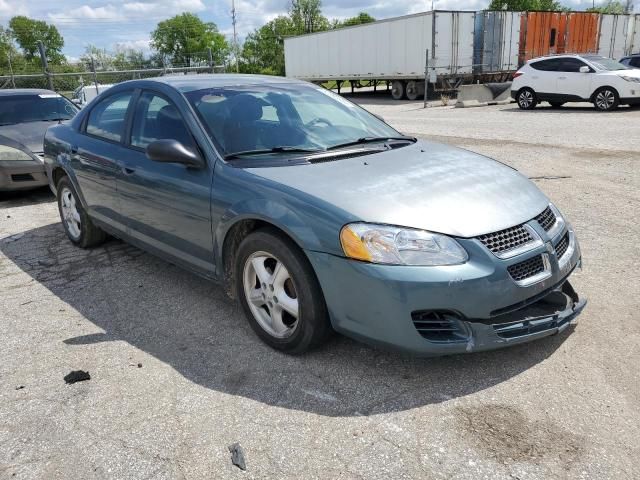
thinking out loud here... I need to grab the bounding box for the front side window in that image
[86,91,132,142]
[558,58,589,73]
[130,92,194,149]
[0,94,78,126]
[630,57,640,68]
[183,83,400,157]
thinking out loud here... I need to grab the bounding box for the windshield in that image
[183,83,402,157]
[0,94,79,126]
[583,56,628,71]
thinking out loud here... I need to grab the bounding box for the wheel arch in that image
[590,85,619,102]
[215,208,326,299]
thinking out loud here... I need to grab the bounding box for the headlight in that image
[0,145,34,161]
[340,223,468,266]
[620,75,640,83]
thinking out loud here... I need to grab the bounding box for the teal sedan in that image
[43,75,585,355]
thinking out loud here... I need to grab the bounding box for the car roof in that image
[117,74,308,92]
[0,88,58,97]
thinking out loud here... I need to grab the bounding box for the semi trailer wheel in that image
[391,80,405,100]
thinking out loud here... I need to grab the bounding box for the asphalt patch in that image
[64,370,91,384]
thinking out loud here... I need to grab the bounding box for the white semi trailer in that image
[284,10,522,100]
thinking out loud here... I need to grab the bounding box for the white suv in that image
[511,54,640,111]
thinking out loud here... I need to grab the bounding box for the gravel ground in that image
[1,95,639,479]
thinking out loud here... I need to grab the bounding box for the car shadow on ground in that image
[502,104,639,114]
[0,186,54,208]
[1,222,574,417]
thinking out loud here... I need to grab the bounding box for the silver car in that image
[0,89,78,191]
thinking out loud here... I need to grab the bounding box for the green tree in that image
[150,13,229,66]
[586,0,627,13]
[488,0,564,10]
[289,0,329,33]
[240,16,295,76]
[338,12,376,28]
[9,16,65,65]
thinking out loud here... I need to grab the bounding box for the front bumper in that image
[306,226,585,356]
[0,160,48,191]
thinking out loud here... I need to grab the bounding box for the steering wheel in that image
[306,117,333,128]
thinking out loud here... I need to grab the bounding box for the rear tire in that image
[549,102,564,108]
[517,88,537,110]
[593,87,619,111]
[235,228,332,354]
[391,80,406,100]
[405,81,421,101]
[56,176,106,248]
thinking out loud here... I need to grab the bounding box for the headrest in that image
[227,94,265,122]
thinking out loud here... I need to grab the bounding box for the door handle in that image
[558,77,567,80]
[122,167,136,175]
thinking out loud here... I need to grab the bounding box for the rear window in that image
[530,59,561,71]
[0,94,78,126]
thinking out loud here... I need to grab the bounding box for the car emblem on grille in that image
[545,241,555,255]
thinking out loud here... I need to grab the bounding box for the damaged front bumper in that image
[306,233,586,356]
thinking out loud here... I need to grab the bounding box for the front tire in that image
[517,88,537,110]
[56,176,106,248]
[235,229,331,354]
[593,87,619,111]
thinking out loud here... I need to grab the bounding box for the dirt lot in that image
[1,96,639,479]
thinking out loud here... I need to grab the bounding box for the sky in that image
[0,0,620,60]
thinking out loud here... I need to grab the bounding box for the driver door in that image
[117,90,215,277]
[555,58,593,100]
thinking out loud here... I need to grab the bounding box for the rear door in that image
[73,90,134,232]
[528,58,562,96]
[116,90,215,277]
[555,57,593,99]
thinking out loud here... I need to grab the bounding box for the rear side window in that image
[86,91,132,142]
[530,59,561,71]
[130,92,195,149]
[558,58,589,73]
[620,58,631,66]
[631,57,640,68]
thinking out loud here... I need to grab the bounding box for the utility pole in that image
[7,52,15,88]
[37,41,54,91]
[231,0,239,72]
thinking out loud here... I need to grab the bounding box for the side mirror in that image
[146,139,204,168]
[579,66,590,73]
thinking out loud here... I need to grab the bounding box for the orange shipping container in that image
[519,11,600,65]
[564,12,599,54]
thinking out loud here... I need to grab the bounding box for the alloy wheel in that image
[60,187,81,239]
[242,251,299,339]
[519,90,533,108]
[595,90,615,110]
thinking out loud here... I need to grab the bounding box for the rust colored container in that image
[564,12,599,54]
[519,11,601,65]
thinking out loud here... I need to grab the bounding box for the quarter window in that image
[130,92,194,149]
[86,91,132,142]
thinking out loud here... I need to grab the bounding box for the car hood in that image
[611,68,640,78]
[249,141,550,238]
[0,121,58,154]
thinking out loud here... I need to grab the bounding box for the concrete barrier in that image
[455,82,513,108]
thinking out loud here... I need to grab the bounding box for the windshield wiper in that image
[326,136,417,151]
[225,146,322,160]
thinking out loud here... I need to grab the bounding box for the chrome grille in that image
[477,225,533,255]
[507,255,545,282]
[555,232,569,259]
[535,206,556,232]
